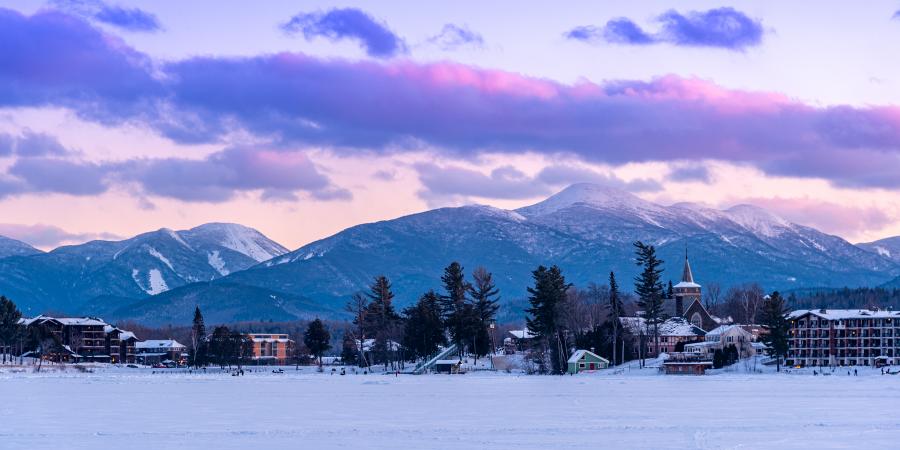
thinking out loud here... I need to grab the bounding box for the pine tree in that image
[340,330,358,366]
[469,267,500,362]
[440,262,473,357]
[303,318,332,367]
[401,291,447,361]
[190,306,206,367]
[634,241,665,364]
[666,281,674,300]
[760,291,790,372]
[525,265,571,374]
[606,272,624,366]
[364,276,401,368]
[0,296,23,364]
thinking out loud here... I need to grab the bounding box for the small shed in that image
[663,361,713,375]
[567,350,609,374]
[434,360,463,374]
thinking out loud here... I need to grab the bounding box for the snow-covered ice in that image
[2,365,899,449]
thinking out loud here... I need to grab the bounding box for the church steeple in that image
[681,249,694,283]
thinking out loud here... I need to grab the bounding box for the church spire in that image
[682,248,694,283]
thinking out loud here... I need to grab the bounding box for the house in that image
[786,309,900,368]
[705,325,754,357]
[621,316,706,358]
[135,340,187,365]
[247,333,294,365]
[567,349,609,374]
[504,329,535,353]
[20,316,110,362]
[104,325,138,364]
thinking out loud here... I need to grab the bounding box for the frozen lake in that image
[2,366,899,449]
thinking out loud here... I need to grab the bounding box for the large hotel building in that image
[786,309,900,368]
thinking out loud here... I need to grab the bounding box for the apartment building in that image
[786,309,900,368]
[247,333,294,364]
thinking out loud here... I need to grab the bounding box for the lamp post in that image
[488,320,496,370]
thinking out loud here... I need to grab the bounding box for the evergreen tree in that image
[340,330,358,366]
[303,318,332,366]
[469,267,500,362]
[401,291,447,361]
[606,272,624,366]
[440,262,474,357]
[633,241,665,364]
[760,291,790,372]
[190,306,206,367]
[666,281,674,300]
[364,276,401,368]
[525,265,571,374]
[0,296,23,364]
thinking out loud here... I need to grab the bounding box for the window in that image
[691,313,702,328]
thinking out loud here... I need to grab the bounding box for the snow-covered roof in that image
[673,281,701,289]
[136,339,186,350]
[705,324,749,338]
[567,349,608,364]
[434,359,461,365]
[788,309,900,321]
[20,315,107,327]
[620,317,705,337]
[508,330,535,339]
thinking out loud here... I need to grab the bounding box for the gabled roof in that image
[136,339,186,349]
[620,317,706,337]
[19,315,108,327]
[788,309,900,321]
[568,349,609,364]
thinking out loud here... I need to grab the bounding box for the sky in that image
[1,0,899,250]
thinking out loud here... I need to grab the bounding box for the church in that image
[669,252,719,332]
[622,252,725,357]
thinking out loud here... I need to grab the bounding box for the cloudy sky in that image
[1,0,899,250]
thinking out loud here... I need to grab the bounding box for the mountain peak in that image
[517,183,661,216]
[724,204,791,236]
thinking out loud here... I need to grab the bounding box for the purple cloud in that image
[668,165,712,183]
[117,147,350,202]
[0,223,120,248]
[565,19,654,45]
[9,158,109,195]
[658,8,763,50]
[51,0,161,32]
[0,130,71,157]
[0,8,159,121]
[428,24,484,50]
[281,8,405,58]
[566,7,763,51]
[3,8,900,191]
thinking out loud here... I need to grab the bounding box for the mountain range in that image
[1,184,898,325]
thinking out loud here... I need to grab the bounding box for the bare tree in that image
[704,282,722,311]
[344,292,370,368]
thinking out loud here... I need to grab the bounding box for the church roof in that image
[681,252,694,283]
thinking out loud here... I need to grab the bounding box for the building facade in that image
[247,334,294,364]
[135,340,187,365]
[787,309,900,367]
[21,316,111,362]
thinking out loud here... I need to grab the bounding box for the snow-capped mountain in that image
[0,235,42,258]
[2,184,897,323]
[0,223,287,313]
[223,183,898,310]
[858,236,900,264]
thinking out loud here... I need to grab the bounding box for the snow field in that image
[2,367,899,449]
